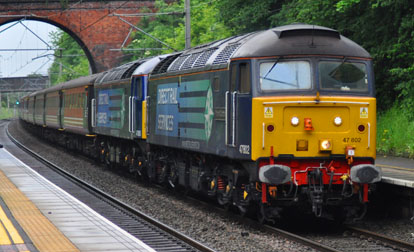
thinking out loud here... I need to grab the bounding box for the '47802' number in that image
[343,137,361,143]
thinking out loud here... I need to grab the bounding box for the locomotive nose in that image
[350,164,382,183]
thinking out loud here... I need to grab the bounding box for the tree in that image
[125,0,233,60]
[217,0,414,112]
[48,30,90,85]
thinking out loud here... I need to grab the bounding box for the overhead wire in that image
[1,0,210,76]
[4,21,54,77]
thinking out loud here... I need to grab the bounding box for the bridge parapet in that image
[0,76,49,93]
[0,0,155,73]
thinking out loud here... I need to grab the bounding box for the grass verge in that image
[377,105,414,158]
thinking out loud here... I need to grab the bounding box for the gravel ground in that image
[8,119,414,251]
[7,119,315,252]
[352,218,414,244]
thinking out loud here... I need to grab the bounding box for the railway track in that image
[182,184,414,252]
[344,226,414,252]
[6,124,216,252]
[6,120,414,252]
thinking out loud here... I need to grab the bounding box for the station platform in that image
[0,147,156,252]
[377,155,414,188]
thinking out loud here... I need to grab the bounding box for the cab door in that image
[129,76,144,138]
[226,61,252,158]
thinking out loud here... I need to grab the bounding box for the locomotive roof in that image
[132,55,170,76]
[95,57,157,85]
[151,23,371,77]
[232,24,371,59]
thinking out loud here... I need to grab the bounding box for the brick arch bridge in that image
[0,0,155,73]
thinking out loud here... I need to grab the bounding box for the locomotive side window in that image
[260,61,311,91]
[319,61,368,92]
[239,63,251,94]
[137,78,143,100]
[230,65,237,92]
[213,77,220,92]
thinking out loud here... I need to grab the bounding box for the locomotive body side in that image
[148,69,244,158]
[93,57,162,141]
[91,57,163,170]
[93,79,132,139]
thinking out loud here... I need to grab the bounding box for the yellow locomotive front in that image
[250,57,380,219]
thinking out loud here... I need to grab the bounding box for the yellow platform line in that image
[0,170,79,252]
[0,221,11,245]
[0,205,24,244]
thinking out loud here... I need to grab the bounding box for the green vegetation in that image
[0,107,14,120]
[45,0,414,157]
[215,0,414,157]
[0,94,22,119]
[377,105,414,158]
[125,0,233,60]
[48,30,89,86]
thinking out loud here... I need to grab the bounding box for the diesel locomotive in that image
[19,24,381,222]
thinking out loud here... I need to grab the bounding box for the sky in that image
[0,20,58,78]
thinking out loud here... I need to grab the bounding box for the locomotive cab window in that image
[259,61,311,91]
[319,61,368,92]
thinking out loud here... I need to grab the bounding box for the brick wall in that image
[0,1,155,73]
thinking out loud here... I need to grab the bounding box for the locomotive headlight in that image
[334,116,342,126]
[291,116,299,126]
[319,139,332,151]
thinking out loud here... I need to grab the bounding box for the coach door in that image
[226,62,252,156]
[58,90,64,129]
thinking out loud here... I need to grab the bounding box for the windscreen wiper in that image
[263,57,282,79]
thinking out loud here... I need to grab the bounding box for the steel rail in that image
[6,125,216,252]
[346,225,414,251]
[261,224,342,252]
[179,194,341,252]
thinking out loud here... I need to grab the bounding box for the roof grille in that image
[180,52,202,70]
[152,54,181,74]
[121,62,142,79]
[213,43,240,65]
[193,48,217,68]
[169,54,190,72]
[95,60,143,84]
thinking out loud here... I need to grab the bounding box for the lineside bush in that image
[377,105,414,158]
